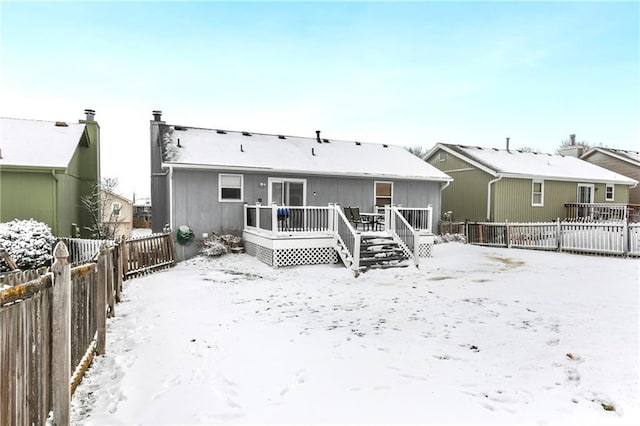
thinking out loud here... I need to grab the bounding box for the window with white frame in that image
[375,181,393,211]
[219,174,243,202]
[439,151,447,162]
[112,202,121,216]
[531,180,544,206]
[605,184,614,201]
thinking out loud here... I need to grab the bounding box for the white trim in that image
[425,144,499,177]
[531,179,544,207]
[374,181,393,212]
[581,147,640,168]
[605,183,615,201]
[169,166,174,232]
[218,173,244,202]
[162,162,452,182]
[267,177,307,206]
[577,183,595,204]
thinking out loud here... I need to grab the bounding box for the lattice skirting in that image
[245,241,274,266]
[275,247,338,267]
[419,243,433,258]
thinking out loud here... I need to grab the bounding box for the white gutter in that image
[169,166,174,232]
[486,174,503,220]
[440,180,451,192]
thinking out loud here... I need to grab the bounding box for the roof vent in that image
[323,138,330,143]
[278,135,286,139]
[55,121,68,127]
[84,109,95,121]
[177,138,182,148]
[216,130,227,134]
[476,146,483,150]
[312,147,316,156]
[355,142,361,146]
[240,144,244,152]
[383,144,389,148]
[152,110,162,121]
[174,126,187,131]
[242,132,252,136]
[315,130,322,144]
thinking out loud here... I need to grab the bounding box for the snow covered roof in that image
[433,143,637,185]
[581,147,640,168]
[160,125,452,181]
[0,117,87,169]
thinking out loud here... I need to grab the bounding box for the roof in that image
[429,143,637,185]
[0,117,87,169]
[159,125,452,181]
[581,147,640,168]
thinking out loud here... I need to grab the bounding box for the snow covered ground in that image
[70,242,639,425]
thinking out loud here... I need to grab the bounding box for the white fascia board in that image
[499,172,638,185]
[162,162,453,182]
[582,148,640,168]
[431,144,498,177]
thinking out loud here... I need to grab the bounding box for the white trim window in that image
[577,183,594,204]
[219,173,243,202]
[375,181,393,211]
[605,183,615,201]
[267,177,306,206]
[112,202,121,216]
[531,180,544,207]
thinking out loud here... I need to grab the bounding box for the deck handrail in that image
[389,206,419,267]
[333,204,361,274]
[396,206,433,233]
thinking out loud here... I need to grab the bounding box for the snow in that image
[438,144,638,184]
[71,243,640,425]
[162,125,452,181]
[0,117,86,168]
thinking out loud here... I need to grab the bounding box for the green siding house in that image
[425,143,638,223]
[581,148,640,205]
[0,110,101,237]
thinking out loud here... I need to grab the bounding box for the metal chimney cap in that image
[152,110,163,121]
[84,109,96,120]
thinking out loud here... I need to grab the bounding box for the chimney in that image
[84,109,95,121]
[506,137,510,153]
[570,134,576,145]
[315,130,322,143]
[152,110,163,121]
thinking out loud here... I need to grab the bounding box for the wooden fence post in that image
[96,243,107,355]
[115,236,124,302]
[106,245,115,318]
[556,218,562,252]
[51,242,70,426]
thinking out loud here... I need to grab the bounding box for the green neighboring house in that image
[425,143,638,223]
[0,110,100,237]
[581,148,640,205]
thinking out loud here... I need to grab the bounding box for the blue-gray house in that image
[150,111,451,273]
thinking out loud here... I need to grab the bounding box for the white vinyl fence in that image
[465,220,640,257]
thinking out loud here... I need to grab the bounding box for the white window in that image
[531,180,544,206]
[219,174,243,202]
[112,202,121,216]
[268,178,306,206]
[605,184,614,201]
[439,151,447,162]
[375,181,393,211]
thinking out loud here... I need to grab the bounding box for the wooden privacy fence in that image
[0,233,176,425]
[464,220,640,257]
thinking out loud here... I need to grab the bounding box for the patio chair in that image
[351,207,373,231]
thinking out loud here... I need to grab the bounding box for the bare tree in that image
[405,145,429,160]
[81,177,124,240]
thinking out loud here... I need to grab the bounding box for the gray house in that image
[150,111,451,272]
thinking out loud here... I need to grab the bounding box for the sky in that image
[1,0,638,199]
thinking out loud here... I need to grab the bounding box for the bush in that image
[0,219,56,271]
[434,233,467,244]
[199,233,243,257]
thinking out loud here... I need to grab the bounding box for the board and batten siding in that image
[582,150,640,204]
[427,151,491,222]
[0,170,56,231]
[170,168,443,258]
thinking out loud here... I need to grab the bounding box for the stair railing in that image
[388,206,419,267]
[332,204,361,275]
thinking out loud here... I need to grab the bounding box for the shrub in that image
[0,219,56,271]
[199,233,243,257]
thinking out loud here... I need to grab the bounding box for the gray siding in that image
[582,151,640,204]
[169,168,442,257]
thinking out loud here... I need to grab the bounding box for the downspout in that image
[486,174,503,221]
[51,169,59,236]
[440,180,451,192]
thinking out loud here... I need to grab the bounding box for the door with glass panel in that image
[577,184,594,219]
[268,178,306,230]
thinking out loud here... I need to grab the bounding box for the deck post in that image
[52,242,71,426]
[328,203,335,233]
[255,203,261,232]
[623,219,629,256]
[505,221,511,248]
[243,203,248,230]
[556,218,562,252]
[271,203,278,237]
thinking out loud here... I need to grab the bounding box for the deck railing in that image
[389,207,418,266]
[397,206,433,233]
[564,203,640,223]
[333,204,360,273]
